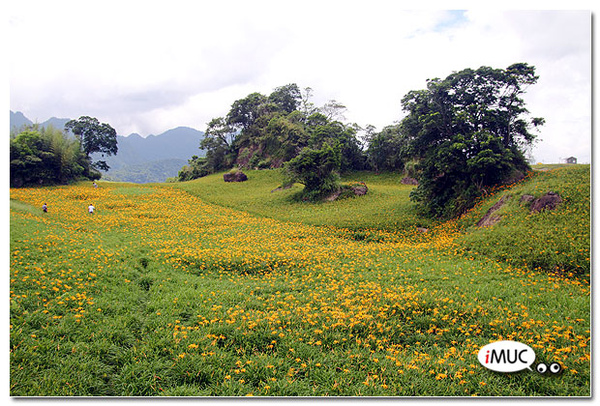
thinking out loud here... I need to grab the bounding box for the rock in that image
[417,227,429,233]
[530,192,562,213]
[223,170,248,182]
[519,194,535,204]
[401,177,418,185]
[324,191,341,201]
[477,195,509,227]
[271,183,293,193]
[325,183,368,202]
[351,184,368,196]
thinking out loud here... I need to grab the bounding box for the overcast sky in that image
[6,1,593,163]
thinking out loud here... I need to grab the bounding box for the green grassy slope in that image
[453,165,590,275]
[9,165,590,396]
[172,170,437,233]
[173,165,590,275]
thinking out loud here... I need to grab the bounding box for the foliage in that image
[10,125,98,187]
[399,63,544,218]
[65,116,118,171]
[365,124,407,173]
[284,142,341,201]
[181,84,366,181]
[9,165,590,396]
[178,156,212,182]
[454,165,590,275]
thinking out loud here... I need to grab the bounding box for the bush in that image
[10,126,95,187]
[178,156,211,181]
[284,143,341,201]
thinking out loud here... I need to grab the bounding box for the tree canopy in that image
[10,125,99,187]
[400,63,544,217]
[183,84,365,187]
[65,116,118,171]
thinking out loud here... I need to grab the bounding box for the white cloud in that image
[7,1,593,163]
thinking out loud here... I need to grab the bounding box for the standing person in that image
[88,203,95,215]
[42,203,48,213]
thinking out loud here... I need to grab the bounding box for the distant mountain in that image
[97,127,205,183]
[10,111,33,131]
[44,117,71,130]
[10,111,205,183]
[97,126,204,168]
[100,158,189,184]
[10,111,70,133]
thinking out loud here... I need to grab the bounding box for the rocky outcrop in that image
[477,195,510,227]
[529,192,562,213]
[519,194,535,204]
[351,184,368,196]
[475,190,563,228]
[325,183,368,201]
[223,170,248,182]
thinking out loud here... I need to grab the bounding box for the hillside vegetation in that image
[187,64,544,218]
[10,165,590,396]
[453,165,590,275]
[174,170,437,235]
[174,165,590,276]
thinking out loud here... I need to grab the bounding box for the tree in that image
[366,124,407,173]
[65,116,118,171]
[299,87,318,118]
[320,99,347,122]
[284,142,342,201]
[268,83,302,114]
[401,63,544,217]
[200,117,237,172]
[227,92,269,131]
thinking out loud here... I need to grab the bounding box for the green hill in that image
[453,164,590,275]
[172,170,437,233]
[172,165,590,275]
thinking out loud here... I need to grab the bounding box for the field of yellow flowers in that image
[10,166,590,396]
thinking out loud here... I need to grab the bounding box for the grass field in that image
[9,165,590,396]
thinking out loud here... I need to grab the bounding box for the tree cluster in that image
[10,117,118,187]
[182,64,542,211]
[10,125,96,187]
[180,84,365,199]
[400,63,543,217]
[185,64,540,212]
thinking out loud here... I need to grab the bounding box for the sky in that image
[5,1,594,163]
